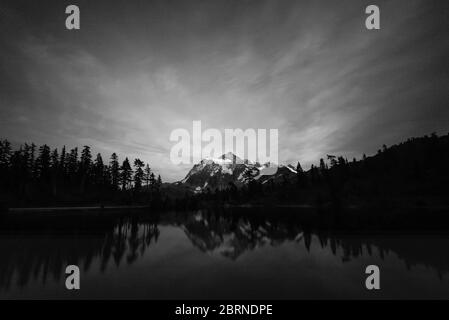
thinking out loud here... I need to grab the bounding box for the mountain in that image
[178,152,297,192]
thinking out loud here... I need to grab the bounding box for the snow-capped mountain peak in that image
[179,153,297,192]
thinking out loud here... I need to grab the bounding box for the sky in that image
[0,0,448,182]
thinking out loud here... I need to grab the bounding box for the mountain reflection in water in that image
[0,209,449,299]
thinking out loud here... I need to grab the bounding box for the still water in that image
[0,209,448,299]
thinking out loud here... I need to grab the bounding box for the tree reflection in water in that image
[0,209,448,292]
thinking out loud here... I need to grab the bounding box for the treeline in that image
[176,132,449,210]
[0,141,163,207]
[1,132,448,209]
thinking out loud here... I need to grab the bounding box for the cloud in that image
[0,0,447,181]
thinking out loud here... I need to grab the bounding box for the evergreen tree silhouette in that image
[30,143,37,179]
[110,153,120,191]
[50,148,59,195]
[67,147,78,183]
[79,146,92,192]
[149,172,156,193]
[133,159,145,191]
[50,149,59,169]
[94,153,105,186]
[144,164,151,190]
[0,139,12,173]
[36,144,51,182]
[59,146,66,177]
[120,158,133,190]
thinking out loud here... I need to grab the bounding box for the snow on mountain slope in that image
[179,153,297,192]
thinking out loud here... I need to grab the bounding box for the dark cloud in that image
[0,0,448,181]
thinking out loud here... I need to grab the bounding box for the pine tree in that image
[67,147,78,180]
[103,164,111,187]
[0,139,11,171]
[120,158,133,190]
[110,153,120,190]
[50,148,59,195]
[50,149,59,169]
[23,143,33,181]
[133,159,145,191]
[30,143,37,179]
[80,146,92,181]
[79,146,92,192]
[149,172,156,192]
[36,144,51,182]
[143,164,151,190]
[94,153,104,186]
[60,146,66,176]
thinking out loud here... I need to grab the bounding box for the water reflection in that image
[0,209,448,298]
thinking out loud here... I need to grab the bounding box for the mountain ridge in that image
[177,152,297,193]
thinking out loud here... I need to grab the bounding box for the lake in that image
[0,208,449,299]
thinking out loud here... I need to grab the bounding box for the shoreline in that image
[4,205,150,214]
[3,203,449,213]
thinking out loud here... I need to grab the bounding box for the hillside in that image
[176,133,449,209]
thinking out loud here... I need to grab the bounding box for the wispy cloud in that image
[0,0,447,181]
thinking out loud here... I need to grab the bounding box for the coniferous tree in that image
[50,149,59,169]
[9,148,23,190]
[149,172,156,192]
[50,148,59,195]
[144,164,151,190]
[133,159,144,191]
[94,153,104,186]
[120,158,133,190]
[110,153,120,191]
[30,143,37,179]
[67,147,78,181]
[0,139,12,173]
[80,146,92,190]
[23,143,33,180]
[0,139,169,206]
[80,146,92,168]
[60,146,66,176]
[36,144,51,182]
[103,164,111,187]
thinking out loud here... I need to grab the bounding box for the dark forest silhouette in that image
[1,132,449,211]
[172,132,449,211]
[0,142,163,207]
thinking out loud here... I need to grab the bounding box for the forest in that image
[175,132,449,211]
[0,142,162,207]
[1,132,448,212]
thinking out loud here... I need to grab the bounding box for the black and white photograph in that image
[0,0,448,309]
